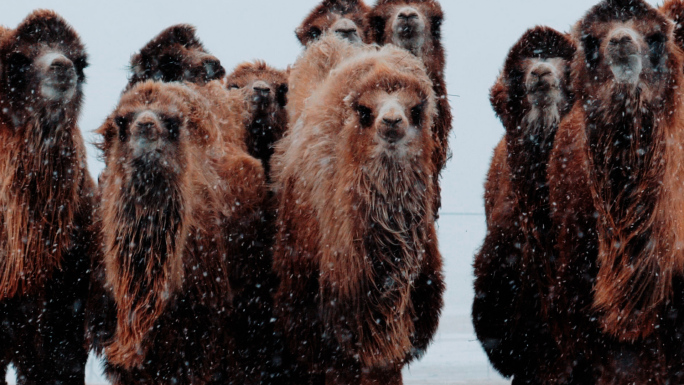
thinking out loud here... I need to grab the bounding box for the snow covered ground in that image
[1,0,664,383]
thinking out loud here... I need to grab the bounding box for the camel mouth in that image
[609,55,643,85]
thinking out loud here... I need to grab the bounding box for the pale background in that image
[1,0,663,383]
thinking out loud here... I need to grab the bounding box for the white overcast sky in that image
[1,0,663,214]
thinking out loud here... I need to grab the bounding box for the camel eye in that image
[309,27,322,41]
[581,34,601,69]
[646,32,667,68]
[163,116,181,141]
[6,52,32,91]
[355,105,374,128]
[159,54,182,82]
[115,116,129,143]
[74,56,88,71]
[74,56,88,81]
[411,102,425,127]
[276,84,288,107]
[228,84,240,90]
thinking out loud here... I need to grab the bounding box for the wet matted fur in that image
[296,0,371,45]
[472,26,576,384]
[92,80,268,384]
[366,0,451,218]
[661,0,684,53]
[127,24,225,88]
[0,10,96,385]
[548,0,684,382]
[272,39,444,384]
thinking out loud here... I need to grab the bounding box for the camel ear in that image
[581,34,601,70]
[489,76,509,121]
[95,116,120,163]
[276,84,289,108]
[129,53,149,81]
[431,14,443,42]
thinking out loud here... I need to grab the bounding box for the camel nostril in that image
[203,59,224,79]
[50,58,74,73]
[135,121,162,141]
[336,29,358,37]
[610,36,634,46]
[398,12,418,20]
[254,86,271,96]
[532,70,552,79]
[382,117,403,127]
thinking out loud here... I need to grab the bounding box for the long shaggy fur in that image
[93,80,268,384]
[366,0,451,217]
[660,0,684,51]
[127,24,225,88]
[473,26,575,383]
[273,35,444,384]
[547,0,684,381]
[0,9,96,384]
[296,0,371,45]
[287,34,377,131]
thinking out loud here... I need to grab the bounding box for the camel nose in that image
[336,28,359,41]
[333,18,361,43]
[529,63,557,88]
[50,56,74,73]
[608,28,640,61]
[382,116,403,127]
[398,7,419,20]
[132,111,163,142]
[202,57,225,80]
[48,54,76,85]
[253,81,271,95]
[379,113,407,143]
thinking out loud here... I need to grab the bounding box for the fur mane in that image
[489,26,576,316]
[570,0,684,340]
[273,44,436,367]
[0,10,89,300]
[96,81,252,367]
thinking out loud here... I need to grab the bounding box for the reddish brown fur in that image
[287,35,376,130]
[225,61,289,177]
[547,0,684,381]
[0,26,9,42]
[473,27,575,383]
[128,24,225,88]
[0,10,92,301]
[296,0,371,45]
[0,10,95,384]
[94,80,268,383]
[273,36,443,384]
[366,0,451,217]
[660,0,684,51]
